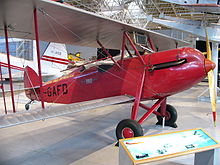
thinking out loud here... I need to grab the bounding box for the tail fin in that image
[41,42,68,71]
[24,66,41,101]
[24,66,40,89]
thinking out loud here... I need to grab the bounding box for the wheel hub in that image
[165,111,171,120]
[122,127,134,138]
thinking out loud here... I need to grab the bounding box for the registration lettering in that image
[47,84,68,97]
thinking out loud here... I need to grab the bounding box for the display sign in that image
[120,128,220,163]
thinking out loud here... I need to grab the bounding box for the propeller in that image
[205,29,217,126]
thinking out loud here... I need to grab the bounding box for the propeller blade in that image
[205,29,217,126]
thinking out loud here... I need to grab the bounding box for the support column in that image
[211,42,220,108]
[212,42,219,91]
[4,25,16,113]
[34,8,45,109]
[32,40,38,73]
[0,65,7,114]
[194,149,214,165]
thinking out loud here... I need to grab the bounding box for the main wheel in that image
[116,119,143,140]
[156,104,177,128]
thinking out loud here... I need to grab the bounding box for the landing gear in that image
[115,100,178,143]
[156,104,178,128]
[116,119,143,140]
[25,100,33,110]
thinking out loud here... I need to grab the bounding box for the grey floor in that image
[0,83,219,165]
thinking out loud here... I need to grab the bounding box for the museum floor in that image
[0,82,219,165]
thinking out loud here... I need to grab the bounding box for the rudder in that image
[24,66,40,89]
[24,66,41,101]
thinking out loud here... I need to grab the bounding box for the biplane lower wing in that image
[0,95,134,128]
[0,88,25,97]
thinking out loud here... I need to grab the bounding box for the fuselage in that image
[26,47,211,104]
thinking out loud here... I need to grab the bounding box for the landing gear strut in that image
[115,98,178,141]
[113,31,179,142]
[156,104,178,128]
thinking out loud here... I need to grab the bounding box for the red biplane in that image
[0,0,215,141]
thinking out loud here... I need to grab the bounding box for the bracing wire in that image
[39,8,81,42]
[7,32,28,109]
[32,7,159,108]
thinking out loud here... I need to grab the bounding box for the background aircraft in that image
[162,0,220,14]
[0,42,68,81]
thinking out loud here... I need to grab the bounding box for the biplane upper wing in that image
[0,0,189,51]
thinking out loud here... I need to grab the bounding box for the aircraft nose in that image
[205,59,216,73]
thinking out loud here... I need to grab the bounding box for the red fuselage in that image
[26,47,211,104]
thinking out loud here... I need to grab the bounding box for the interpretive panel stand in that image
[119,128,220,165]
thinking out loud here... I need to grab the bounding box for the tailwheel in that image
[156,104,178,128]
[116,119,143,141]
[25,100,33,111]
[25,104,30,111]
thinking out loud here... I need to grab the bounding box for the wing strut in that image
[124,32,146,65]
[147,36,156,52]
[97,32,147,68]
[131,69,146,120]
[4,25,16,113]
[34,8,45,109]
[120,31,126,64]
[97,40,121,68]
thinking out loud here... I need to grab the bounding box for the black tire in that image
[25,104,30,111]
[156,104,177,127]
[116,119,143,140]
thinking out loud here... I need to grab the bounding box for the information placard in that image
[119,128,220,164]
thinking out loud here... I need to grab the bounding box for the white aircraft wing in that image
[161,0,220,14]
[182,4,220,14]
[0,0,189,51]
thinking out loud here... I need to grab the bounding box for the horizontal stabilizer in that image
[0,95,134,129]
